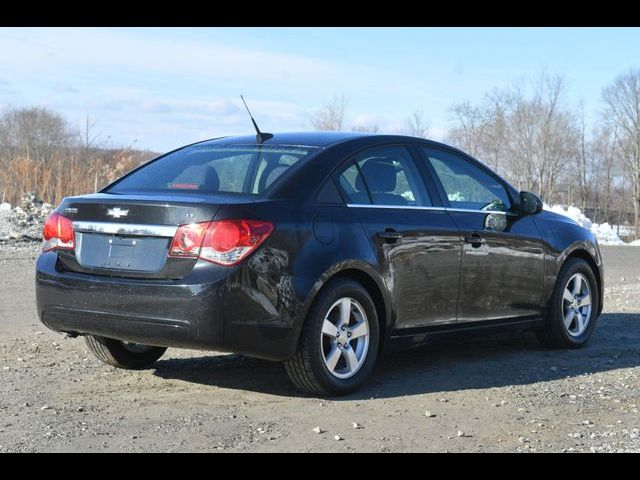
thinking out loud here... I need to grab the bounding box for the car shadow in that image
[151,312,640,399]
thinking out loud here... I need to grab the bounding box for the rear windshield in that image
[105,144,319,196]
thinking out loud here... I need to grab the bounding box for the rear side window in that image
[422,148,511,211]
[337,145,431,206]
[106,145,318,196]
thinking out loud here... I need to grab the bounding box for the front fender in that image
[533,211,604,314]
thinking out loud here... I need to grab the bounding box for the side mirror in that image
[520,191,543,215]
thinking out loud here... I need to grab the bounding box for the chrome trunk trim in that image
[72,221,178,237]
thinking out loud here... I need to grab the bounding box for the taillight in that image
[169,220,273,266]
[168,222,208,258]
[42,212,75,252]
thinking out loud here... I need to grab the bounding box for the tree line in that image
[0,107,156,206]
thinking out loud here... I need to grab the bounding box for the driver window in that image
[422,148,511,212]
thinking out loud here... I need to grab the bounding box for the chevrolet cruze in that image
[35,132,603,395]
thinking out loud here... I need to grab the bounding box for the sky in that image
[0,27,639,153]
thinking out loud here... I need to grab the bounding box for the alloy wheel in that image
[320,297,370,379]
[562,273,592,337]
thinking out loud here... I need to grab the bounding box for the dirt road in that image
[0,243,638,452]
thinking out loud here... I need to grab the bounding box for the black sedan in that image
[35,132,603,396]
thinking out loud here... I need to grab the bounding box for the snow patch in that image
[544,204,628,246]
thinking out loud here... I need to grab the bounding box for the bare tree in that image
[602,67,640,237]
[447,100,486,158]
[79,115,100,159]
[404,110,430,138]
[575,101,591,211]
[310,93,349,131]
[0,106,74,163]
[447,90,513,173]
[447,74,579,203]
[587,124,620,223]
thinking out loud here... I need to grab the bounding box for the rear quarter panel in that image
[211,199,388,357]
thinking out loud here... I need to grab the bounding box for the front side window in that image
[106,145,318,196]
[422,148,511,212]
[337,146,431,206]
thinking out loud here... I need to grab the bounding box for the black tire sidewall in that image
[552,259,599,346]
[305,279,379,395]
[87,335,166,369]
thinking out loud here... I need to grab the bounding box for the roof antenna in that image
[240,95,273,144]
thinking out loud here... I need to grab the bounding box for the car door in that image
[334,144,461,329]
[418,145,545,323]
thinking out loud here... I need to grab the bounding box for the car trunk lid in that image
[55,193,254,279]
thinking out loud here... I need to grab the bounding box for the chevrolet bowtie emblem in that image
[107,207,130,219]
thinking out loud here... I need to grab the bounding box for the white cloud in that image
[0,28,446,150]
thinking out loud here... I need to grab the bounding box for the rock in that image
[40,405,50,410]
[312,426,323,434]
[334,435,343,441]
[352,422,363,429]
[425,410,436,418]
[457,430,466,437]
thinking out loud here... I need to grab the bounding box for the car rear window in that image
[106,144,319,196]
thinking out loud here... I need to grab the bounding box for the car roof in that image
[195,131,398,148]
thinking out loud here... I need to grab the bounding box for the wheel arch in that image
[563,247,603,315]
[295,262,393,354]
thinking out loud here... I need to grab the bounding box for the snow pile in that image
[0,193,53,242]
[545,204,592,230]
[544,204,626,245]
[591,222,626,246]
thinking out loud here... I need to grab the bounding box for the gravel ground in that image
[0,243,638,452]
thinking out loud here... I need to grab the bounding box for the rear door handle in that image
[464,232,486,246]
[377,230,403,242]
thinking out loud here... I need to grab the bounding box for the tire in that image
[284,278,380,396]
[536,258,599,349]
[85,335,167,370]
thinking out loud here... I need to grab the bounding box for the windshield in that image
[106,144,319,196]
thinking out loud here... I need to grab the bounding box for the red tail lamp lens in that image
[169,220,273,266]
[169,222,208,257]
[42,212,75,252]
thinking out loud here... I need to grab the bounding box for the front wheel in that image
[285,278,379,396]
[536,258,600,349]
[85,335,167,369]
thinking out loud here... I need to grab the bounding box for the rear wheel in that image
[85,335,167,369]
[536,258,599,349]
[284,278,379,396]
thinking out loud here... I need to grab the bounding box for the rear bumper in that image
[35,252,301,361]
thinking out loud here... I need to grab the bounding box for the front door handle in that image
[377,229,403,243]
[464,232,486,247]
